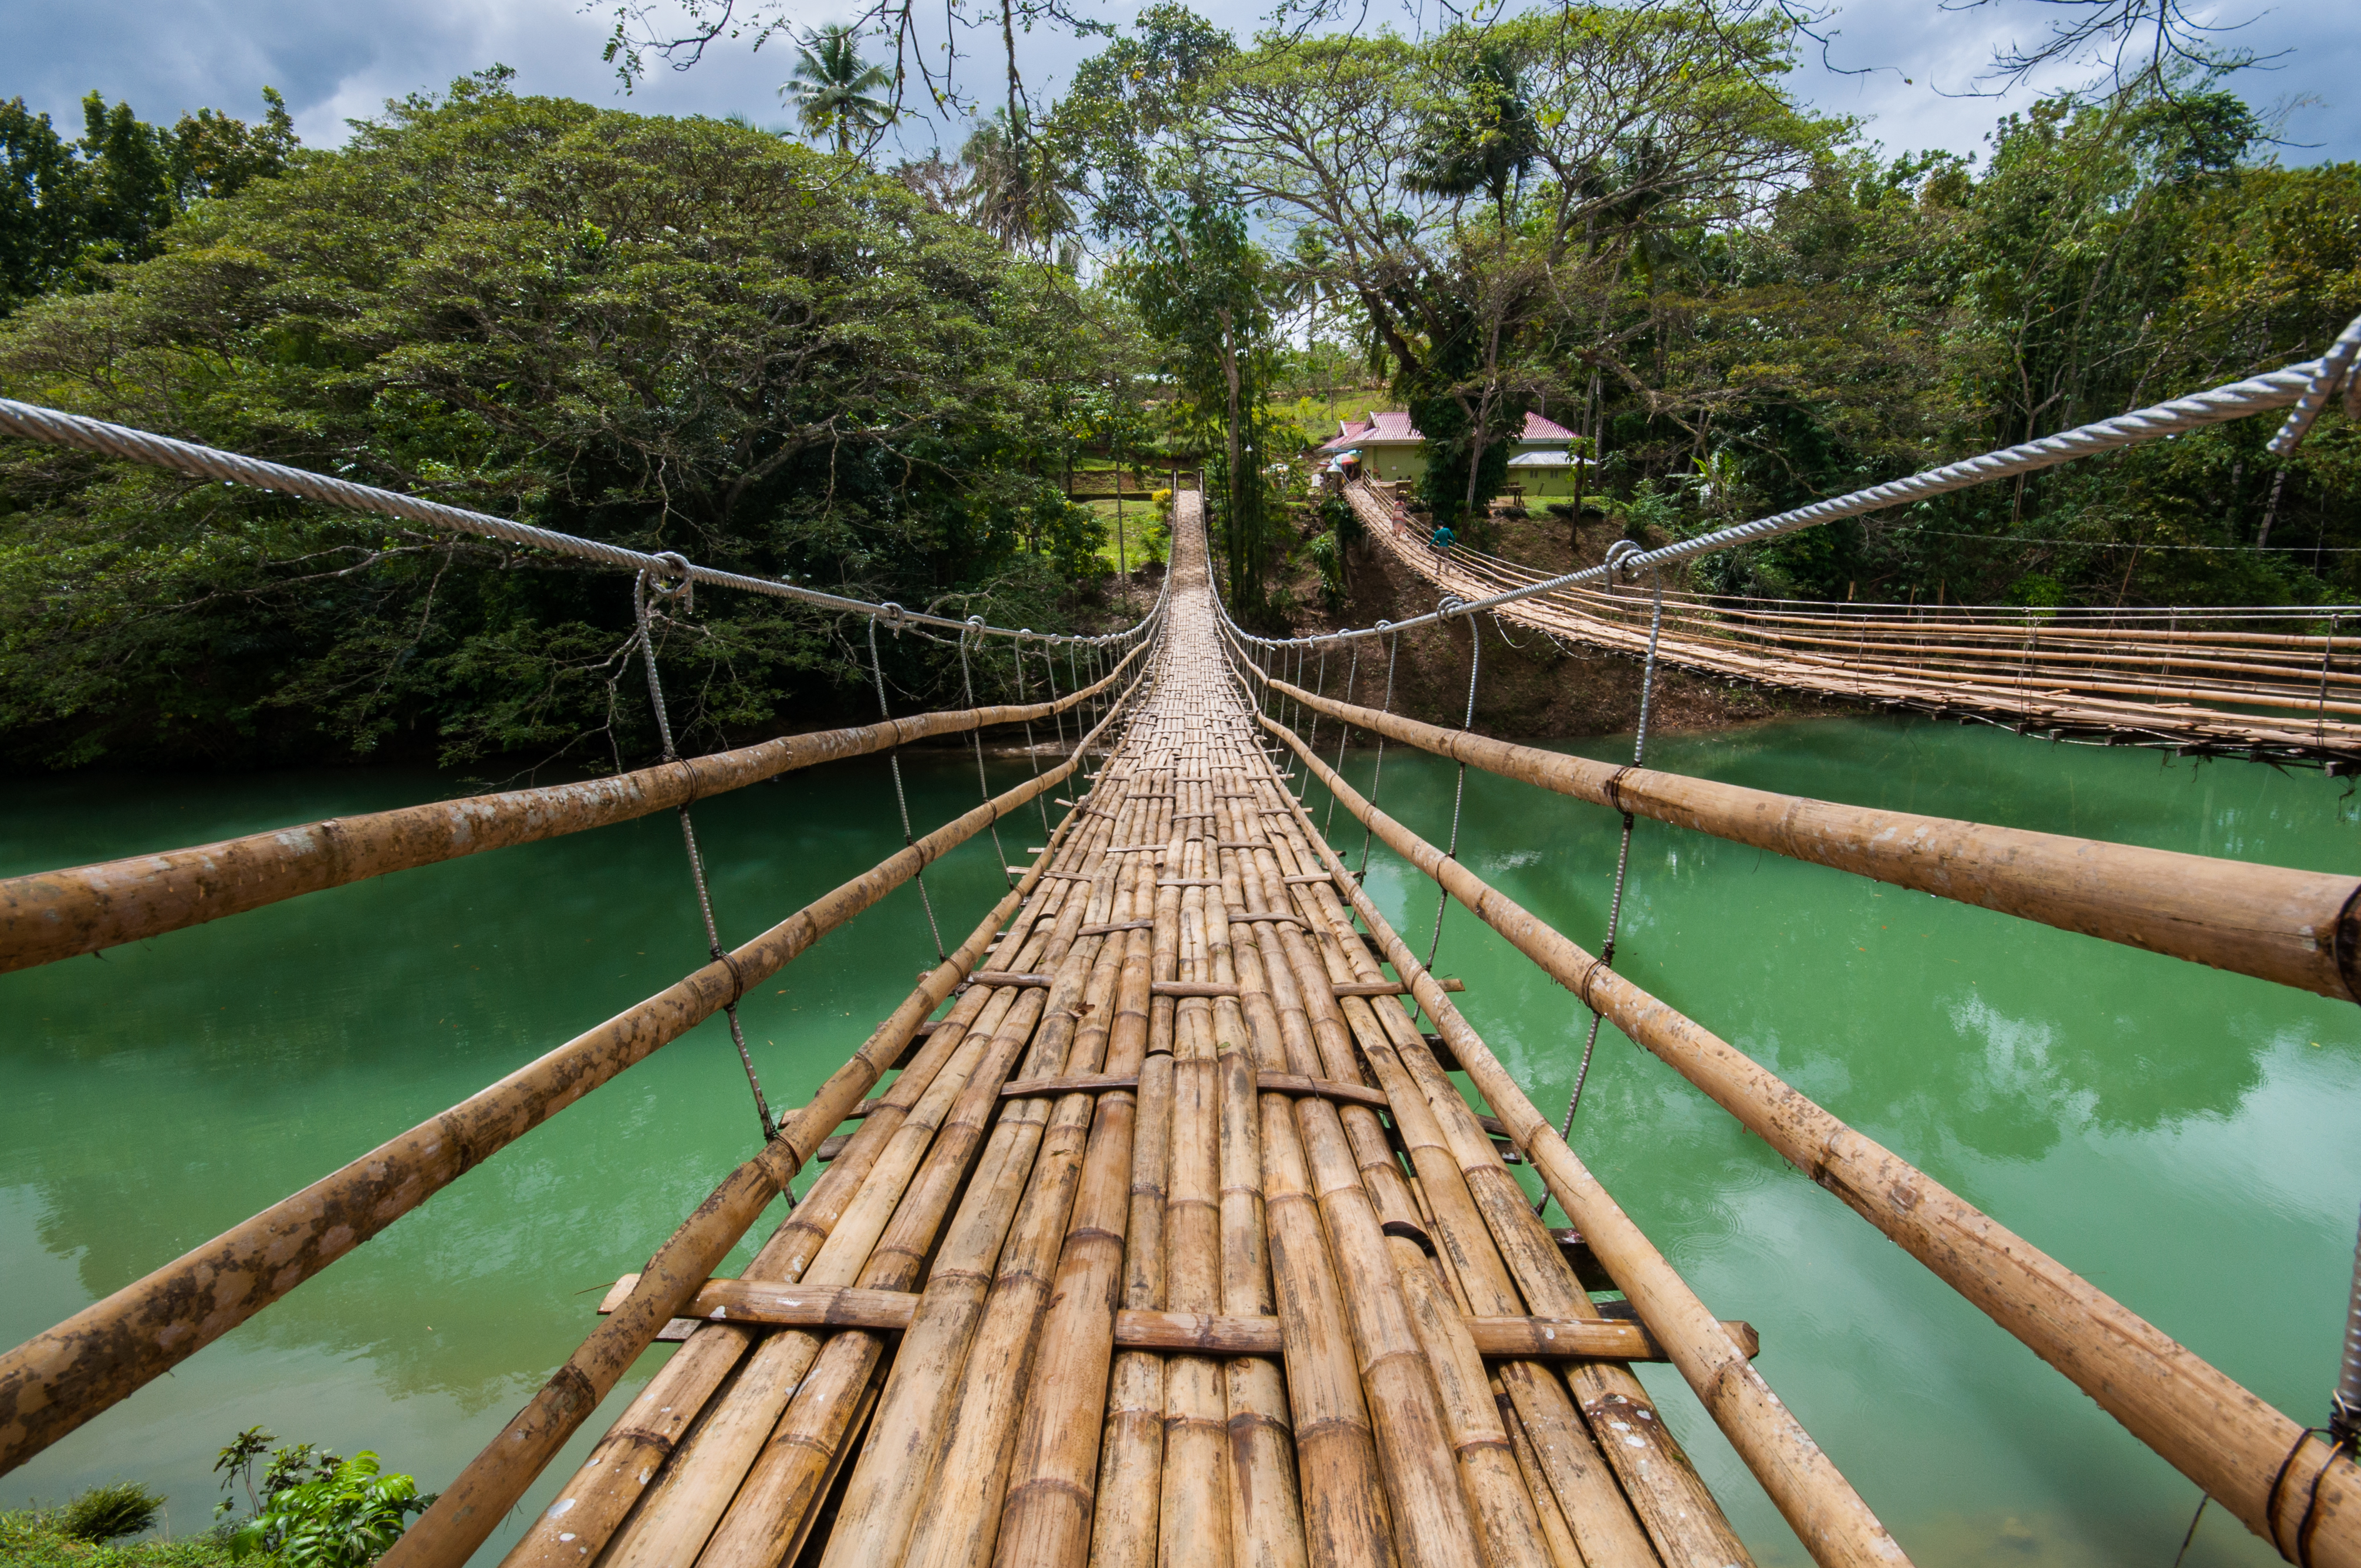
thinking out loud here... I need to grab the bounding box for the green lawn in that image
[1082,498,1168,573]
[0,1511,242,1568]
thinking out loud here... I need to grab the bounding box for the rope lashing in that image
[631,560,779,1147]
[1554,540,1667,1160]
[1323,641,1359,840]
[1426,596,1480,974]
[1362,626,1400,879]
[2269,315,2361,457]
[961,619,1016,890]
[868,610,947,963]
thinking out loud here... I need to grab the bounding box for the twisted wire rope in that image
[0,396,1146,647]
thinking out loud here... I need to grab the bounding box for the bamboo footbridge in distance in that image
[0,319,2357,1568]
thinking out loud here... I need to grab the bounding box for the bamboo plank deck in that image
[502,492,1801,1568]
[1347,484,2361,766]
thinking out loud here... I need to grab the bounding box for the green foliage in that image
[782,24,895,156]
[0,87,296,310]
[1114,198,1283,615]
[0,1507,238,1568]
[0,73,1127,769]
[228,1453,424,1568]
[58,1483,167,1543]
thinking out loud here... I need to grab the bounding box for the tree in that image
[0,86,296,311]
[961,110,1079,256]
[783,24,896,156]
[0,75,1125,770]
[1116,198,1281,613]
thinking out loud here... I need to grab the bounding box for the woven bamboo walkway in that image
[1348,483,2361,766]
[489,494,1820,1568]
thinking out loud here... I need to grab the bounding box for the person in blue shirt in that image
[1429,522,1457,552]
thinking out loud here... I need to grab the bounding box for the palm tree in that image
[960,111,1079,257]
[782,25,895,156]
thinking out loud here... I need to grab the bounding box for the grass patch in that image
[0,1506,243,1568]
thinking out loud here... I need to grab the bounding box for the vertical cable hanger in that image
[1425,597,1479,974]
[632,557,779,1147]
[867,608,947,963]
[1548,542,1667,1187]
[962,618,1016,890]
[1300,644,1328,803]
[1360,626,1400,879]
[1323,641,1359,840]
[1012,631,1051,836]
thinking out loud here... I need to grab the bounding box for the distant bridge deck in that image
[1351,482,2361,768]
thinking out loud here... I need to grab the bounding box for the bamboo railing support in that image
[0,637,1150,974]
[1271,710,2361,1568]
[359,667,1157,1568]
[0,712,1130,1479]
[1261,714,1910,1568]
[1252,669,2361,1002]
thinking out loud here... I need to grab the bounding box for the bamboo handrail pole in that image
[1207,849,1314,1568]
[1222,813,1401,1568]
[0,636,1151,974]
[499,978,1005,1568]
[379,668,1158,1568]
[1265,722,1910,1568]
[0,718,1114,1481]
[695,814,1124,1568]
[1250,670,2361,1001]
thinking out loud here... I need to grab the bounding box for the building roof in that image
[1319,410,1577,452]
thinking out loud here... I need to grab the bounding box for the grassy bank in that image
[0,1510,241,1568]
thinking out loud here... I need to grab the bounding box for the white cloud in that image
[5,0,2350,164]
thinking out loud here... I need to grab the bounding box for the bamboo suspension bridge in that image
[0,319,2358,1568]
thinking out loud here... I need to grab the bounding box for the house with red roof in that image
[1315,410,1586,499]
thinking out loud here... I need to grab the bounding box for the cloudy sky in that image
[8,0,2356,168]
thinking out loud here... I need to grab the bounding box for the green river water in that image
[4,716,2357,1568]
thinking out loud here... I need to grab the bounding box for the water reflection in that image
[2,721,2355,1567]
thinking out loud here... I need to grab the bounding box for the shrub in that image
[60,1481,165,1542]
[229,1452,428,1568]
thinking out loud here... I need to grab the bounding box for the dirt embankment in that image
[1262,508,1810,741]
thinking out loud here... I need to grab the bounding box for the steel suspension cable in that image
[1553,559,1668,1160]
[632,562,779,1145]
[867,611,947,962]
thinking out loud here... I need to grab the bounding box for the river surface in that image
[3,717,2356,1567]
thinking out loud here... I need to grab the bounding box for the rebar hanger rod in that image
[633,559,778,1144]
[867,610,947,962]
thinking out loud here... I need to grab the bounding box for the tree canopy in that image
[0,73,1130,769]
